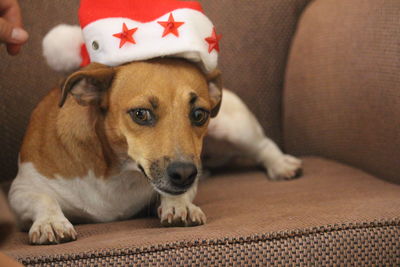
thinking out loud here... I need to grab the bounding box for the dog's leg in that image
[208,89,302,180]
[157,183,206,227]
[9,174,77,245]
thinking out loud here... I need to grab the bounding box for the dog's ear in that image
[59,63,115,107]
[207,69,223,118]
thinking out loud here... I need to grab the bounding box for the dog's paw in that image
[158,201,206,227]
[29,216,77,245]
[267,155,303,181]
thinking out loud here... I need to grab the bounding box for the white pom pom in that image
[42,24,84,72]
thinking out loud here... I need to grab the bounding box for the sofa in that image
[1,0,399,265]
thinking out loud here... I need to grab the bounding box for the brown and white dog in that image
[9,58,302,245]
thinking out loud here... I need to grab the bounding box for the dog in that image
[8,58,302,245]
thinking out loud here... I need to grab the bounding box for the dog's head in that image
[60,59,222,195]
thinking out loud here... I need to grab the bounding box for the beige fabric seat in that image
[3,158,399,265]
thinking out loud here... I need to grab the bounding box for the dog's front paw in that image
[29,216,77,245]
[267,155,302,181]
[158,201,206,227]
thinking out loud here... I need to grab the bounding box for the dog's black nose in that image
[167,162,197,187]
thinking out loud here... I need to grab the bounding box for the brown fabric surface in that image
[11,222,400,266]
[200,0,312,167]
[0,253,23,267]
[0,191,15,247]
[0,0,311,182]
[283,0,400,184]
[3,157,400,265]
[0,0,79,182]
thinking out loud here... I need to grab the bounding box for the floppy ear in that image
[59,63,115,107]
[207,69,223,118]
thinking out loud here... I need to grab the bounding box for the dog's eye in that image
[128,109,155,126]
[190,108,209,126]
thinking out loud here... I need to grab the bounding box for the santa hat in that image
[42,0,221,73]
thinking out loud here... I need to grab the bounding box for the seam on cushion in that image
[18,218,400,265]
[276,0,315,144]
[281,0,320,151]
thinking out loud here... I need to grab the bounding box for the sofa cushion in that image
[2,157,399,265]
[283,0,400,184]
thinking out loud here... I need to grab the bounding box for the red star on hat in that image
[113,23,138,48]
[205,27,222,53]
[158,13,185,37]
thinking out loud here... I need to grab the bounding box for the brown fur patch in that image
[20,89,110,178]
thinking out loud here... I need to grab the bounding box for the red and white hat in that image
[42,0,221,73]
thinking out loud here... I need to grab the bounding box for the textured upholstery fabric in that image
[0,253,22,267]
[6,223,400,266]
[0,0,311,182]
[0,191,15,247]
[3,158,400,265]
[283,0,400,184]
[0,0,78,183]
[198,0,311,162]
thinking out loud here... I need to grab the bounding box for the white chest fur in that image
[10,162,155,224]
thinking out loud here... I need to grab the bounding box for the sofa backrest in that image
[0,0,310,182]
[284,0,400,183]
[0,1,78,184]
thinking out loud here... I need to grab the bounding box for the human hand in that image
[0,0,28,55]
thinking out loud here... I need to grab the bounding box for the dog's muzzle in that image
[149,161,198,195]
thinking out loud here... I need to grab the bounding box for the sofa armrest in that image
[283,0,400,183]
